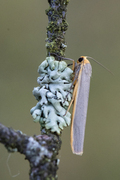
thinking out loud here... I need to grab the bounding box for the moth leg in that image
[72,61,75,71]
[63,84,74,103]
[63,67,81,103]
[67,63,73,67]
[64,65,83,116]
[64,81,78,116]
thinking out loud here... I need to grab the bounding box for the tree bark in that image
[0,0,70,179]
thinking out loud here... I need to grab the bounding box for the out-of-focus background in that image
[0,0,120,179]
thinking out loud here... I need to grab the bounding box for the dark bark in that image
[0,0,69,179]
[0,123,62,180]
[46,0,69,60]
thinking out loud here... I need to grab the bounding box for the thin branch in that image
[0,0,70,179]
[0,123,61,180]
[46,0,69,59]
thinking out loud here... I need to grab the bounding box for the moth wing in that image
[71,63,92,155]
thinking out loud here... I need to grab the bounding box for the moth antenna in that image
[86,56,114,75]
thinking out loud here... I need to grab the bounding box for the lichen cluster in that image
[30,56,73,134]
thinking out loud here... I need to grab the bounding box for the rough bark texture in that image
[0,123,62,180]
[0,0,69,179]
[46,0,69,60]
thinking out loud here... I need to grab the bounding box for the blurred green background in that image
[0,0,120,179]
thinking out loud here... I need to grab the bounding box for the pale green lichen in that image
[30,56,73,134]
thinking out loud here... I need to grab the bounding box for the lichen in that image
[30,56,73,134]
